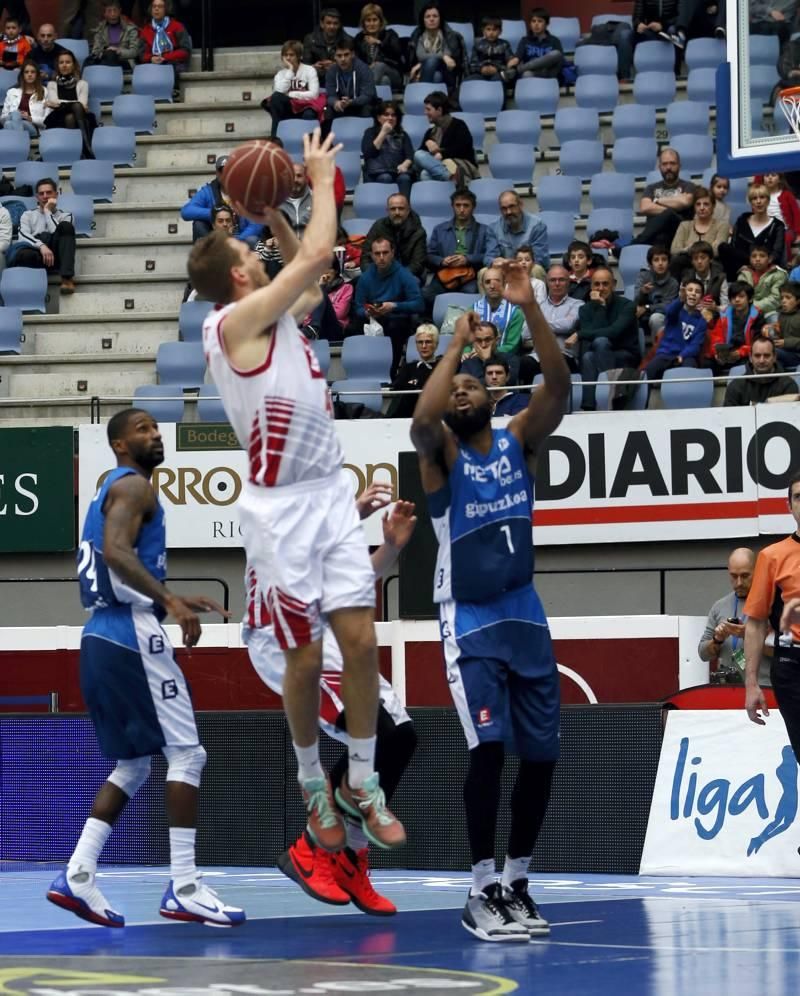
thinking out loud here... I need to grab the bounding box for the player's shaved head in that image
[107,407,150,445]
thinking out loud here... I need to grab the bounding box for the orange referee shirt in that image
[745,533,800,646]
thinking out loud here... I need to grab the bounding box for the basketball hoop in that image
[778,86,800,141]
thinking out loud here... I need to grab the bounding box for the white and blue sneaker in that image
[46,866,125,928]
[159,876,246,927]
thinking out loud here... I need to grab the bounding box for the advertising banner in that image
[640,710,799,876]
[78,405,799,549]
[0,426,74,552]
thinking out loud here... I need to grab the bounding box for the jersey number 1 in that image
[500,524,515,554]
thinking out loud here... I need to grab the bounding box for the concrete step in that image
[186,50,281,75]
[33,326,176,356]
[99,100,269,137]
[182,81,271,105]
[75,238,191,275]
[63,167,213,205]
[6,362,155,399]
[24,309,178,336]
[0,411,89,426]
[93,203,190,240]
[56,272,185,315]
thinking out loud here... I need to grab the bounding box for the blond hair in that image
[415,322,439,347]
[360,3,386,29]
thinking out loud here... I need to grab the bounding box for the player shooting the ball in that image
[188,130,407,858]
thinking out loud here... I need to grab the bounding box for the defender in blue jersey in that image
[46,408,245,929]
[411,260,570,943]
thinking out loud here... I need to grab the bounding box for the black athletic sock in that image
[464,741,505,865]
[506,759,556,859]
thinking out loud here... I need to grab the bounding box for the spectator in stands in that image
[29,23,67,83]
[527,264,581,372]
[577,268,640,409]
[472,265,526,355]
[44,51,96,159]
[303,7,351,86]
[719,183,787,280]
[769,280,800,369]
[514,7,564,79]
[723,334,798,405]
[566,240,594,301]
[633,0,681,49]
[140,0,191,100]
[361,100,414,198]
[13,177,76,293]
[514,244,546,301]
[354,4,405,90]
[485,353,529,415]
[262,40,322,139]
[423,187,498,306]
[407,4,466,87]
[354,235,424,376]
[180,156,259,245]
[279,161,313,237]
[630,147,697,249]
[465,15,517,84]
[459,320,519,381]
[634,244,679,337]
[387,322,440,417]
[750,0,792,46]
[670,186,729,275]
[705,280,765,372]
[319,257,352,330]
[738,245,787,319]
[680,240,729,314]
[1,60,47,135]
[757,170,800,260]
[85,2,142,69]
[0,17,32,69]
[575,16,634,80]
[710,173,732,226]
[0,200,12,277]
[322,37,375,138]
[643,280,707,381]
[490,189,549,267]
[413,90,478,184]
[360,193,427,281]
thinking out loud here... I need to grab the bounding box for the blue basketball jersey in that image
[78,466,167,613]
[429,427,534,604]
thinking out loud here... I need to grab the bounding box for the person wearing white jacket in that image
[263,39,321,138]
[2,61,49,136]
[0,203,13,279]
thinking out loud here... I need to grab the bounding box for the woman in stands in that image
[262,40,323,139]
[718,183,787,282]
[140,0,192,99]
[361,100,414,198]
[44,51,96,159]
[354,4,405,91]
[670,186,729,276]
[2,60,48,136]
[407,4,466,90]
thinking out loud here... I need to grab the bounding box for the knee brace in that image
[107,756,151,798]
[163,744,207,788]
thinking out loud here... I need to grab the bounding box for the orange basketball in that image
[222,140,294,214]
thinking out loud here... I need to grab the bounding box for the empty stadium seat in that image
[453,112,486,154]
[660,367,714,408]
[611,103,656,140]
[469,178,510,214]
[330,377,385,412]
[411,180,451,218]
[14,160,55,191]
[549,16,581,52]
[496,109,541,147]
[458,80,504,117]
[558,139,605,179]
[39,129,82,165]
[0,306,23,354]
[536,174,582,214]
[57,194,94,236]
[501,19,526,52]
[0,67,19,94]
[0,267,48,312]
[276,118,318,155]
[111,94,157,133]
[514,77,560,115]
[575,74,619,113]
[687,68,717,103]
[488,143,536,185]
[197,384,228,422]
[534,372,583,413]
[132,63,175,101]
[179,300,214,343]
[341,335,393,380]
[329,116,370,150]
[69,159,115,201]
[449,21,475,53]
[342,216,372,236]
[401,114,429,148]
[618,244,652,286]
[538,211,576,255]
[596,370,648,410]
[133,384,185,422]
[336,150,362,191]
[665,100,711,137]
[0,131,29,168]
[375,84,392,101]
[587,207,633,246]
[554,107,599,145]
[156,341,206,388]
[685,37,725,71]
[749,34,780,66]
[633,40,674,73]
[575,44,618,76]
[612,136,658,176]
[669,133,714,174]
[82,65,124,104]
[403,82,439,116]
[589,172,635,211]
[749,64,780,106]
[633,70,676,107]
[56,37,89,64]
[91,126,137,166]
[310,339,331,377]
[432,292,474,329]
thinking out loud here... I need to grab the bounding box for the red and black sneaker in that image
[333,847,397,916]
[278,831,350,906]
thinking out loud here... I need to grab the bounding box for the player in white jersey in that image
[188,130,405,852]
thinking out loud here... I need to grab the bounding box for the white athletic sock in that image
[501,855,530,890]
[347,735,376,789]
[470,859,496,897]
[169,827,197,889]
[345,815,369,852]
[67,817,112,878]
[294,741,323,783]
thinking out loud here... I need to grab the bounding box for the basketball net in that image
[778,86,800,140]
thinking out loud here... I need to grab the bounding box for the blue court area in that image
[2,867,800,994]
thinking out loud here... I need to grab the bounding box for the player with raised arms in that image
[410,261,570,942]
[187,130,405,855]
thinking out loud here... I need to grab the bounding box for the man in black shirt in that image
[29,23,69,84]
[630,147,696,247]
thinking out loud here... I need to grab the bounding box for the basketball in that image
[222,140,295,215]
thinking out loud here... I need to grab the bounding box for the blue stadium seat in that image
[685,37,725,71]
[665,100,710,137]
[496,109,540,147]
[514,77,560,115]
[458,80,504,118]
[179,300,214,343]
[0,131,29,168]
[502,19,526,52]
[406,333,452,362]
[432,292,475,329]
[592,12,632,26]
[687,67,717,103]
[91,126,137,166]
[133,384,185,423]
[330,378,385,412]
[276,118,318,155]
[329,116,370,150]
[410,180,451,219]
[469,177,510,214]
[554,107,599,145]
[39,129,81,165]
[488,143,536,185]
[669,133,714,174]
[749,34,780,66]
[612,103,656,140]
[375,84,392,101]
[0,67,19,94]
[589,172,635,211]
[111,94,157,133]
[310,339,331,377]
[342,216,372,236]
[534,372,584,413]
[633,70,676,107]
[0,267,47,312]
[660,367,713,408]
[132,63,175,102]
[536,174,582,214]
[612,136,658,176]
[749,64,780,106]
[596,370,648,410]
[197,384,228,423]
[57,193,94,236]
[0,306,22,353]
[14,160,55,191]
[538,211,576,255]
[156,341,206,388]
[56,37,89,65]
[558,139,605,179]
[69,159,115,201]
[449,21,475,54]
[575,74,619,112]
[549,17,581,52]
[618,244,652,286]
[574,44,618,76]
[453,111,486,154]
[336,150,362,191]
[403,82,440,116]
[402,114,429,149]
[388,23,414,37]
[341,335,393,380]
[82,65,124,104]
[587,207,633,246]
[728,363,747,378]
[633,40,674,73]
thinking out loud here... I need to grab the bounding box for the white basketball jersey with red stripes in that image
[203,303,343,486]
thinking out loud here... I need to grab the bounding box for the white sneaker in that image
[159,876,246,927]
[461,883,530,942]
[46,866,124,928]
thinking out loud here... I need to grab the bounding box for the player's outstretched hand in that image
[303,128,344,185]
[165,594,202,648]
[383,500,417,552]
[496,259,535,306]
[745,684,769,726]
[182,595,231,617]
[780,597,800,633]
[357,481,394,519]
[452,309,480,348]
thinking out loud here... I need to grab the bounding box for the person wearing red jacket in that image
[0,17,33,70]
[140,0,191,98]
[703,280,765,373]
[756,172,800,261]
